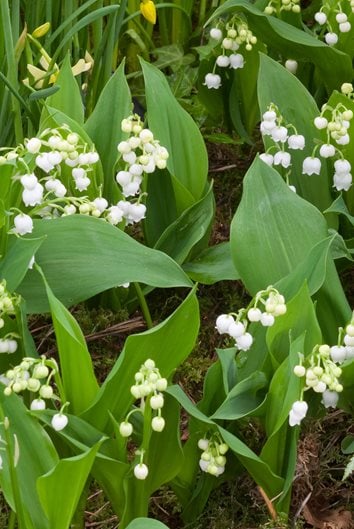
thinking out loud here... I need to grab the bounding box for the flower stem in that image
[133,282,153,329]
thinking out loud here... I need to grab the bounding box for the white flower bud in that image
[150,394,164,410]
[51,413,68,431]
[30,398,46,410]
[119,421,133,437]
[339,21,351,32]
[271,126,288,143]
[228,321,245,338]
[134,463,149,480]
[20,173,38,190]
[247,308,262,322]
[314,116,328,129]
[236,332,253,351]
[22,183,44,207]
[273,151,291,168]
[346,324,354,336]
[321,390,339,408]
[260,313,275,327]
[313,380,327,393]
[151,416,165,432]
[215,314,234,334]
[229,53,244,69]
[203,73,222,89]
[117,141,131,154]
[325,32,338,45]
[287,134,305,150]
[344,334,354,346]
[314,11,327,24]
[210,27,223,40]
[319,144,336,158]
[25,137,42,153]
[121,119,133,133]
[335,153,351,169]
[302,157,321,175]
[259,153,274,166]
[330,345,347,363]
[14,214,33,235]
[293,365,306,377]
[216,55,230,68]
[39,385,53,399]
[198,438,209,450]
[6,340,18,353]
[285,59,298,74]
[289,400,308,426]
[333,172,352,191]
[155,378,167,391]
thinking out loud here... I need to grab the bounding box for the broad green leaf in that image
[84,61,132,201]
[38,268,99,414]
[46,55,84,124]
[257,54,333,215]
[0,236,44,292]
[0,392,58,529]
[126,518,170,529]
[144,169,178,246]
[37,442,102,529]
[325,193,354,226]
[230,157,328,294]
[206,0,352,92]
[267,282,321,366]
[183,242,240,284]
[154,183,214,264]
[211,371,267,420]
[17,216,192,313]
[82,289,199,431]
[275,235,345,300]
[140,58,208,202]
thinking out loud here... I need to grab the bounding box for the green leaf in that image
[84,61,132,202]
[0,393,58,529]
[154,183,215,264]
[126,518,170,529]
[0,236,45,292]
[140,58,208,202]
[17,216,192,313]
[37,441,102,529]
[230,157,328,294]
[28,85,60,101]
[183,242,240,284]
[38,268,99,414]
[47,55,84,124]
[342,435,354,455]
[207,0,352,92]
[82,289,199,431]
[211,371,267,420]
[257,54,334,215]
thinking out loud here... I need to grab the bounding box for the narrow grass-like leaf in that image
[46,55,84,123]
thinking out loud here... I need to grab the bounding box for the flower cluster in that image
[216,286,287,352]
[264,0,301,15]
[204,16,257,89]
[289,314,354,426]
[303,94,353,191]
[314,2,352,46]
[119,359,168,480]
[0,281,20,354]
[115,114,169,224]
[2,355,69,431]
[198,434,229,476]
[260,98,353,193]
[259,104,305,174]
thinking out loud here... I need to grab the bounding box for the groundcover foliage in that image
[0,0,353,527]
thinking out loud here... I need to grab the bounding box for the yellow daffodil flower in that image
[140,0,157,24]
